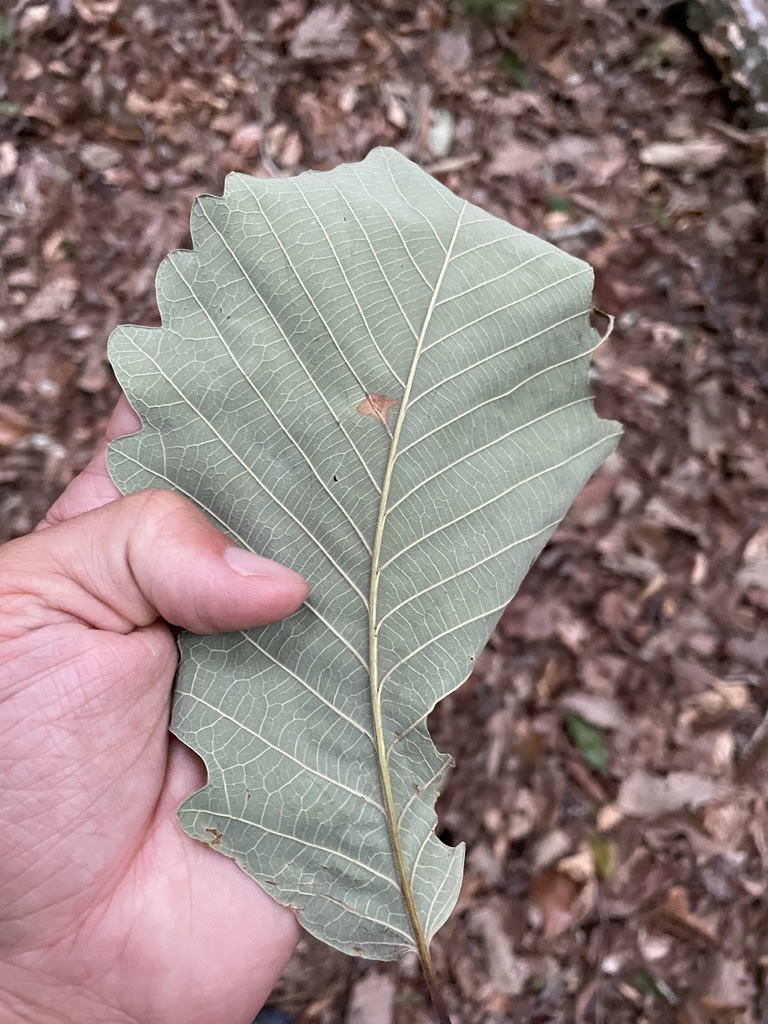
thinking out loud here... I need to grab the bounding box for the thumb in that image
[1,489,308,635]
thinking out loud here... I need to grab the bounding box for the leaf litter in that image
[1,1,767,1021]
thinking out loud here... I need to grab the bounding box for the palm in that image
[0,399,299,1024]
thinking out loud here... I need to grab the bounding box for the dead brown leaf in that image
[640,137,729,170]
[289,5,358,62]
[655,885,720,948]
[0,142,19,180]
[618,770,722,818]
[560,693,630,731]
[471,904,530,996]
[344,972,395,1024]
[546,133,626,183]
[529,869,581,939]
[700,955,757,1015]
[0,405,33,447]
[486,140,542,178]
[21,277,78,324]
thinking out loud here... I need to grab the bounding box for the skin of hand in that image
[0,397,308,1024]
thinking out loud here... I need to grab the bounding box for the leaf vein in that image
[197,810,400,890]
[379,598,510,694]
[198,192,382,494]
[238,632,374,743]
[381,433,620,574]
[367,200,467,958]
[409,309,584,408]
[180,691,385,812]
[392,392,594,510]
[170,247,374,558]
[423,268,590,352]
[125,336,370,615]
[379,518,560,627]
[292,180,407,388]
[240,178,373,402]
[433,249,556,307]
[396,762,446,828]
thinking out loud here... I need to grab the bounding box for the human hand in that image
[0,397,308,1024]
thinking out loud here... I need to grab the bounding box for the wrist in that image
[0,959,136,1024]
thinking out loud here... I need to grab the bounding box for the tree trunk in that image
[687,0,768,127]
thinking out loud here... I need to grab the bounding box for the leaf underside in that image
[107,148,620,961]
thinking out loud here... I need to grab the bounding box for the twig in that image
[215,0,242,34]
[707,118,768,146]
[423,152,481,175]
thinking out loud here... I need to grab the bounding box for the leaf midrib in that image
[367,200,467,956]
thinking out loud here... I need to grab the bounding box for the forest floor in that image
[1,1,768,1022]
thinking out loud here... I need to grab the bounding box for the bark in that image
[687,0,768,127]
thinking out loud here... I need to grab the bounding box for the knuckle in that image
[127,488,190,521]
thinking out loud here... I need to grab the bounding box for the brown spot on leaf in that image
[204,827,223,846]
[357,393,400,435]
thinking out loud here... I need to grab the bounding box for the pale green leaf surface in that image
[107,148,620,960]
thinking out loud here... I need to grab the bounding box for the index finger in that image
[37,394,142,529]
